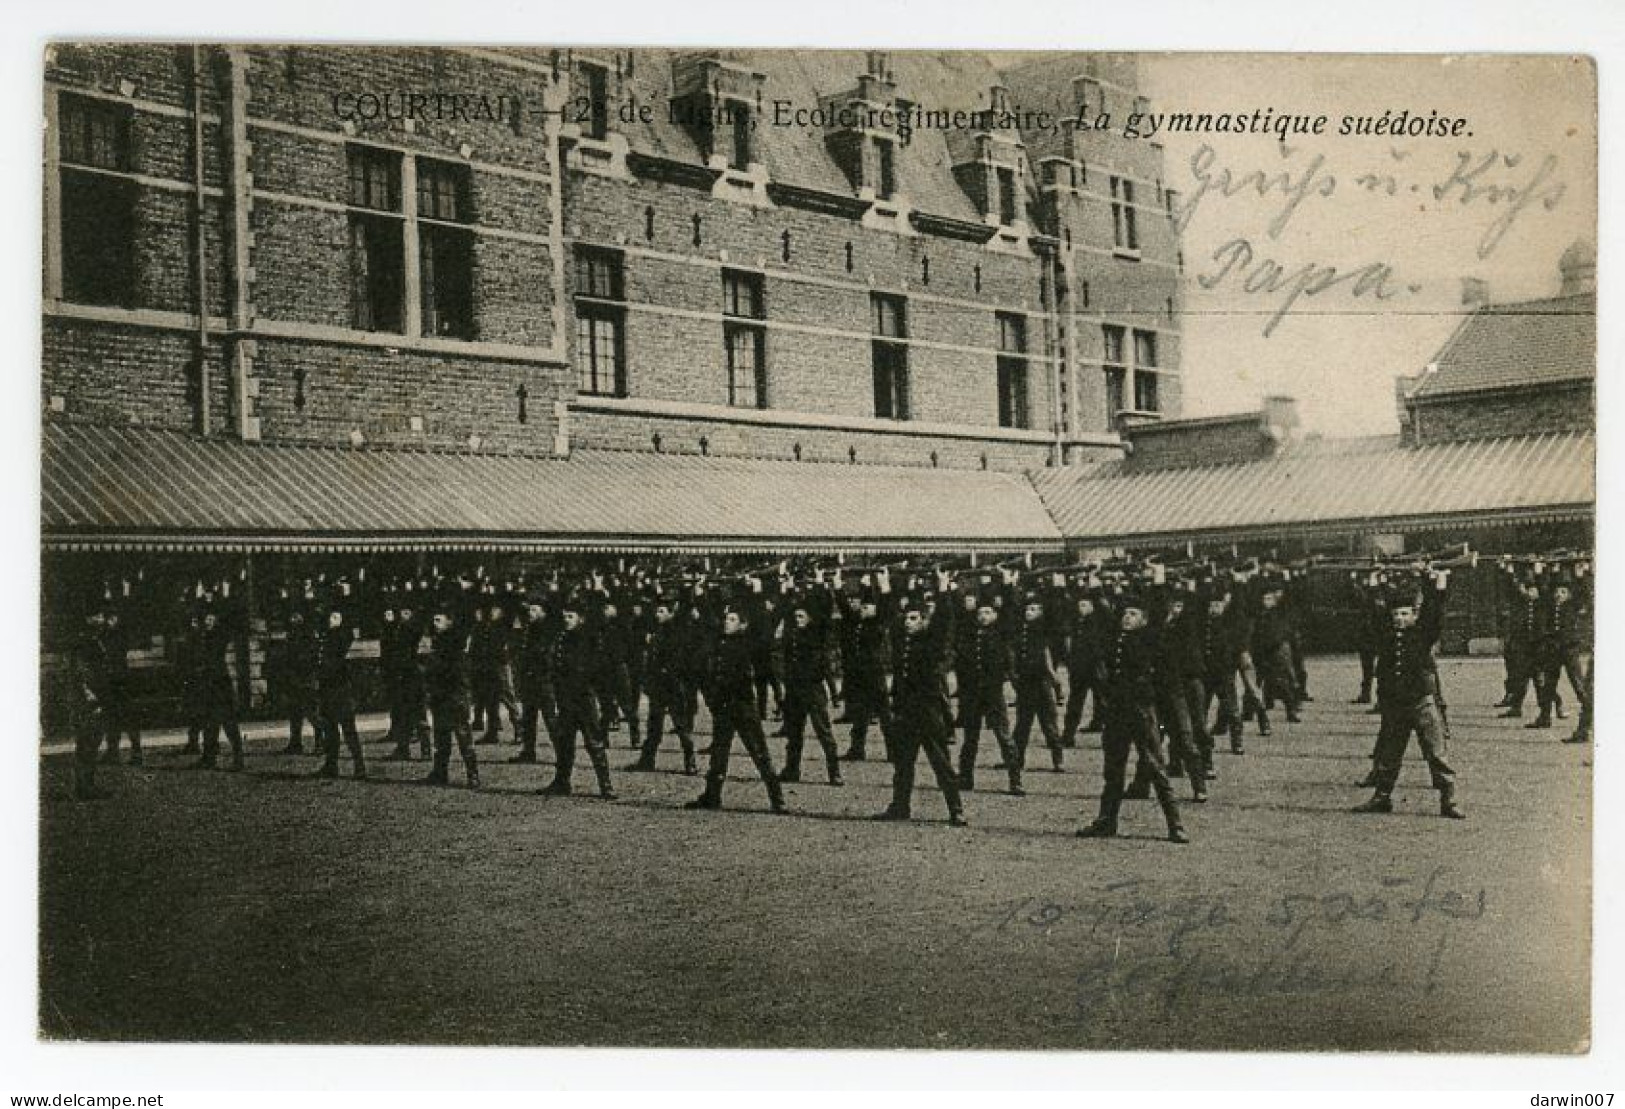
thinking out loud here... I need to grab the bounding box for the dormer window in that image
[579,62,610,140]
[876,138,897,201]
[997,165,1018,225]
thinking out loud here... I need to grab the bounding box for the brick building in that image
[40,45,1182,723]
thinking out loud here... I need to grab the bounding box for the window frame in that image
[1110,175,1140,252]
[871,292,910,420]
[574,246,627,397]
[56,93,138,308]
[722,269,767,409]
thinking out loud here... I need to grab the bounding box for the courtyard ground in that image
[37,656,1591,1051]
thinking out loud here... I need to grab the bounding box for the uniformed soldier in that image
[64,610,112,800]
[1352,578,1388,706]
[596,594,642,748]
[838,587,894,762]
[195,605,246,772]
[384,599,431,762]
[1060,592,1109,745]
[686,604,786,813]
[315,606,366,780]
[511,593,560,765]
[752,591,786,724]
[1249,585,1301,728]
[1199,591,1247,756]
[425,603,480,788]
[625,595,698,774]
[1353,573,1463,818]
[1010,593,1065,774]
[956,595,1022,795]
[1497,578,1542,718]
[1128,586,1208,803]
[876,579,966,826]
[471,599,521,745]
[96,605,142,766]
[1077,595,1189,844]
[1529,581,1591,737]
[175,610,206,756]
[779,591,843,786]
[540,596,615,800]
[280,606,321,756]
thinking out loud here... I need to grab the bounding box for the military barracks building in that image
[40,45,1592,718]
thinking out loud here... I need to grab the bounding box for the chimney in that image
[1460,277,1491,308]
[1261,394,1299,442]
[1559,239,1597,296]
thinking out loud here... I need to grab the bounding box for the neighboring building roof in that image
[1408,292,1595,400]
[41,423,1063,553]
[1030,431,1594,546]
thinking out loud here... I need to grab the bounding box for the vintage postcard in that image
[36,44,1595,1058]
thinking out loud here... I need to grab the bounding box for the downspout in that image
[190,44,212,436]
[1039,241,1064,467]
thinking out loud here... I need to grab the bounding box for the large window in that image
[722,269,766,408]
[996,312,1030,429]
[1133,329,1160,413]
[574,246,626,396]
[1110,176,1139,252]
[1102,324,1127,420]
[347,145,405,333]
[57,93,136,307]
[871,293,909,420]
[579,63,609,141]
[417,158,474,339]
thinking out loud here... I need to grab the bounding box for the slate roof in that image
[1409,292,1596,400]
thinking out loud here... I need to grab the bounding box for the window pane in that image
[576,248,623,299]
[60,94,129,171]
[1135,370,1159,413]
[872,294,904,337]
[998,313,1026,353]
[348,147,401,212]
[59,170,135,306]
[1102,324,1125,365]
[1133,329,1158,367]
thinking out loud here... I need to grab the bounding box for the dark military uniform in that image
[1499,587,1542,716]
[425,620,479,787]
[956,614,1021,794]
[1060,600,1109,743]
[196,616,246,770]
[780,598,841,785]
[316,620,366,778]
[471,611,521,744]
[280,614,321,755]
[1354,587,1389,705]
[880,600,964,824]
[690,621,784,812]
[96,616,143,765]
[841,599,894,761]
[1010,614,1064,772]
[629,610,696,773]
[1080,620,1186,842]
[1199,602,1248,754]
[595,607,642,747]
[1358,583,1460,816]
[514,609,560,764]
[1533,590,1591,737]
[1250,599,1301,725]
[543,620,614,798]
[384,611,430,760]
[65,622,109,798]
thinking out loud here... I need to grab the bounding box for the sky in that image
[1138,54,1596,435]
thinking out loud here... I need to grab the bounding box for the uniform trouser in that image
[1181,675,1213,765]
[73,709,104,793]
[285,682,320,751]
[638,680,694,764]
[959,691,1020,789]
[1358,648,1377,698]
[1290,635,1310,697]
[783,683,839,780]
[702,699,782,805]
[1538,648,1589,722]
[201,677,245,764]
[553,699,611,789]
[1371,697,1454,793]
[389,674,430,754]
[1012,679,1061,767]
[430,695,478,780]
[518,684,558,758]
[754,667,784,720]
[319,690,365,773]
[846,672,894,760]
[1133,683,1206,789]
[888,702,962,817]
[1503,642,1536,709]
[475,664,521,739]
[1095,703,1181,834]
[1203,671,1243,743]
[1256,643,1300,716]
[1061,663,1104,739]
[98,690,142,759]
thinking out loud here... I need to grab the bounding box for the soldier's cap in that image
[900,594,928,615]
[1117,593,1148,613]
[1022,592,1044,608]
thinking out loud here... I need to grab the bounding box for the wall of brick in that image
[43,318,228,431]
[1124,416,1273,471]
[1410,385,1593,444]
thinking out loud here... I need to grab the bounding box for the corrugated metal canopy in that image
[41,423,1063,553]
[1031,431,1595,547]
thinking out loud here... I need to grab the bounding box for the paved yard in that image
[37,656,1591,1051]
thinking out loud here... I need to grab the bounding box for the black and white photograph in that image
[7,1,1618,1100]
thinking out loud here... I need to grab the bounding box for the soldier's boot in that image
[426,741,451,785]
[1007,763,1024,797]
[1354,683,1372,704]
[839,741,867,761]
[464,749,481,790]
[780,738,802,783]
[315,759,339,779]
[1191,774,1208,803]
[539,774,573,796]
[588,748,615,800]
[1352,791,1394,814]
[819,739,843,786]
[127,736,143,767]
[1049,743,1064,773]
[1229,719,1245,754]
[1526,713,1553,729]
[1076,818,1116,838]
[183,727,202,756]
[1498,706,1523,718]
[680,735,698,776]
[74,764,110,801]
[417,726,432,762]
[1255,705,1273,737]
[766,776,788,815]
[684,780,722,810]
[1354,764,1379,788]
[1438,782,1465,820]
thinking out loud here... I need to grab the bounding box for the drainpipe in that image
[190,44,212,436]
[1039,242,1064,467]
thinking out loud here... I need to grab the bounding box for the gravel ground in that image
[37,656,1590,1051]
